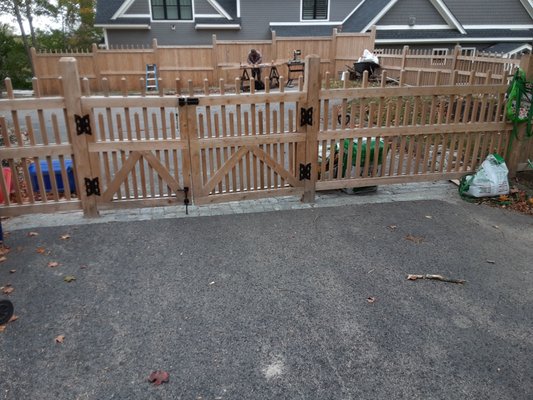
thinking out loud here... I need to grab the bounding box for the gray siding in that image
[329,0,365,21]
[379,0,445,25]
[125,0,150,15]
[445,0,532,25]
[194,0,218,15]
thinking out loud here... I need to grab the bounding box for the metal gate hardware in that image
[183,187,190,215]
[300,107,313,126]
[75,114,92,135]
[84,177,101,196]
[299,163,311,180]
[178,97,199,106]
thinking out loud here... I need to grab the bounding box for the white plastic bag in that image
[358,49,379,65]
[461,154,509,198]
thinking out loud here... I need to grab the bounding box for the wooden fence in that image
[31,29,376,96]
[1,55,529,218]
[377,45,521,86]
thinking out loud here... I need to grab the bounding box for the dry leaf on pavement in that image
[148,370,170,385]
[405,234,424,244]
[1,285,14,295]
[0,256,6,263]
[60,234,71,240]
[64,276,76,283]
[47,262,60,268]
[55,335,65,344]
[367,297,376,303]
[28,232,39,237]
[9,270,15,274]
[36,247,46,254]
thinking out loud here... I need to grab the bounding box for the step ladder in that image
[145,64,159,91]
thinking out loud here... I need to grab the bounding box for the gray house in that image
[96,0,533,56]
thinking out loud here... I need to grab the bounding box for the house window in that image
[461,47,476,57]
[302,0,328,20]
[431,48,448,66]
[151,0,192,20]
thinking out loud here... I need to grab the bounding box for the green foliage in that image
[0,25,32,90]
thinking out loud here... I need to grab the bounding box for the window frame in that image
[431,48,449,66]
[151,0,193,21]
[301,0,329,21]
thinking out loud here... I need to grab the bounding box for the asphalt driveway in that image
[0,200,532,399]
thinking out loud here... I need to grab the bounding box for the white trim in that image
[362,0,399,33]
[94,24,151,29]
[376,37,533,44]
[237,0,241,18]
[376,25,452,30]
[429,0,466,34]
[195,14,224,18]
[341,0,367,24]
[300,0,331,22]
[195,24,241,30]
[103,29,109,48]
[463,24,533,30]
[270,21,340,27]
[117,14,150,19]
[111,0,136,20]
[206,0,232,20]
[519,0,533,20]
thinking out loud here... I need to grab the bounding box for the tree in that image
[0,24,32,95]
[0,0,56,76]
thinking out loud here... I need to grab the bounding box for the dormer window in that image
[302,0,328,20]
[152,0,193,20]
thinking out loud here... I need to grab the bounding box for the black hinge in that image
[300,107,313,126]
[178,97,199,106]
[75,114,92,135]
[183,186,190,215]
[85,177,101,196]
[299,163,311,181]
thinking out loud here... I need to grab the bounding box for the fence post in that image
[451,45,461,71]
[301,55,321,203]
[401,45,409,70]
[212,34,219,83]
[59,57,99,217]
[508,54,533,177]
[271,30,278,62]
[330,28,338,77]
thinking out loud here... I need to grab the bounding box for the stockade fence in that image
[31,28,375,96]
[377,45,521,86]
[0,54,530,218]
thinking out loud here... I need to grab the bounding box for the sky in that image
[0,3,62,35]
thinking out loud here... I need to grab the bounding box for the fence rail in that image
[0,55,530,217]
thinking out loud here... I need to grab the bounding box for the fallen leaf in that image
[60,234,71,240]
[55,335,65,344]
[9,315,18,322]
[0,256,6,263]
[367,297,376,303]
[0,325,5,333]
[407,274,465,284]
[28,232,39,237]
[209,281,215,285]
[63,276,76,283]
[0,246,10,256]
[80,265,88,269]
[407,274,422,280]
[486,260,496,264]
[36,247,46,254]
[405,234,424,244]
[9,270,15,274]
[425,215,432,219]
[1,286,14,295]
[148,370,170,385]
[387,225,397,231]
[47,261,60,268]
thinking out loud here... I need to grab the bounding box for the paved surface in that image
[1,182,533,399]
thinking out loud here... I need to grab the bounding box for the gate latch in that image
[85,177,101,196]
[299,163,311,181]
